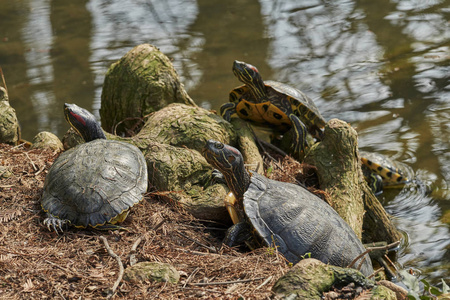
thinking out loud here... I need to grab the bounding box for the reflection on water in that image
[0,0,448,283]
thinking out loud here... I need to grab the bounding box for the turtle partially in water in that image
[41,103,148,232]
[360,151,412,195]
[202,139,374,276]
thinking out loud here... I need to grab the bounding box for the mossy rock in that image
[304,119,401,244]
[100,44,196,135]
[0,87,20,145]
[137,103,236,152]
[31,131,63,151]
[123,262,180,284]
[230,118,263,174]
[441,210,450,225]
[370,285,397,300]
[142,141,229,221]
[272,258,374,300]
[62,128,84,150]
[0,166,13,179]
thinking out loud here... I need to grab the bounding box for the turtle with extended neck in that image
[202,139,374,276]
[41,103,148,232]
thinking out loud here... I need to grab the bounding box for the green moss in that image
[272,259,375,300]
[123,262,179,284]
[370,285,397,300]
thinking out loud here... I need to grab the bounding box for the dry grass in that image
[0,143,292,299]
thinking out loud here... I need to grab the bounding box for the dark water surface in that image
[0,0,449,284]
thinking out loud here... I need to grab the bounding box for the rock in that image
[100,44,196,135]
[30,131,64,151]
[272,258,374,300]
[370,285,398,300]
[136,103,235,152]
[0,87,20,145]
[230,118,264,174]
[304,119,402,244]
[0,166,13,179]
[62,128,84,150]
[123,261,179,284]
[304,119,366,238]
[377,280,408,300]
[143,141,229,222]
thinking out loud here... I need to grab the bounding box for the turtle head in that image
[232,60,267,101]
[202,140,251,200]
[64,103,106,142]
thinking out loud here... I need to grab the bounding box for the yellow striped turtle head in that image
[232,60,267,101]
[202,140,250,201]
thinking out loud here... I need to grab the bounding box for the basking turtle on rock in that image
[220,60,326,157]
[41,103,148,232]
[202,139,374,277]
[219,60,414,195]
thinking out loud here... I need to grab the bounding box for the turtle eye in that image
[215,142,224,149]
[228,156,235,163]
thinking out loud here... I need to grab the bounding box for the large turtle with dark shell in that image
[220,60,326,157]
[41,103,148,232]
[202,139,374,276]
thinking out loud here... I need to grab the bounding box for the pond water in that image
[0,0,449,285]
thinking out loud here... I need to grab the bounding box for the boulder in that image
[0,87,20,145]
[100,44,196,135]
[123,261,179,284]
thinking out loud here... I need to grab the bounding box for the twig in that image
[256,138,284,170]
[188,277,265,286]
[178,224,227,231]
[56,288,66,300]
[179,287,227,294]
[24,152,38,171]
[34,165,46,176]
[112,112,153,136]
[10,142,28,150]
[258,139,288,157]
[112,117,144,136]
[176,248,231,257]
[347,241,400,270]
[99,236,124,299]
[129,219,166,265]
[44,259,73,273]
[44,260,90,280]
[150,281,167,300]
[176,231,217,253]
[0,185,14,188]
[183,267,200,288]
[368,267,385,279]
[254,276,272,290]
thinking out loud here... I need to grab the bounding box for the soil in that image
[0,143,296,299]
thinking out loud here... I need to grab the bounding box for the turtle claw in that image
[43,216,68,233]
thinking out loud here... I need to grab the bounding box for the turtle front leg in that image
[43,213,69,233]
[288,114,309,159]
[223,221,253,247]
[220,102,237,122]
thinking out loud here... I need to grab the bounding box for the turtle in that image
[220,60,327,157]
[41,103,148,232]
[202,139,374,277]
[360,151,412,195]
